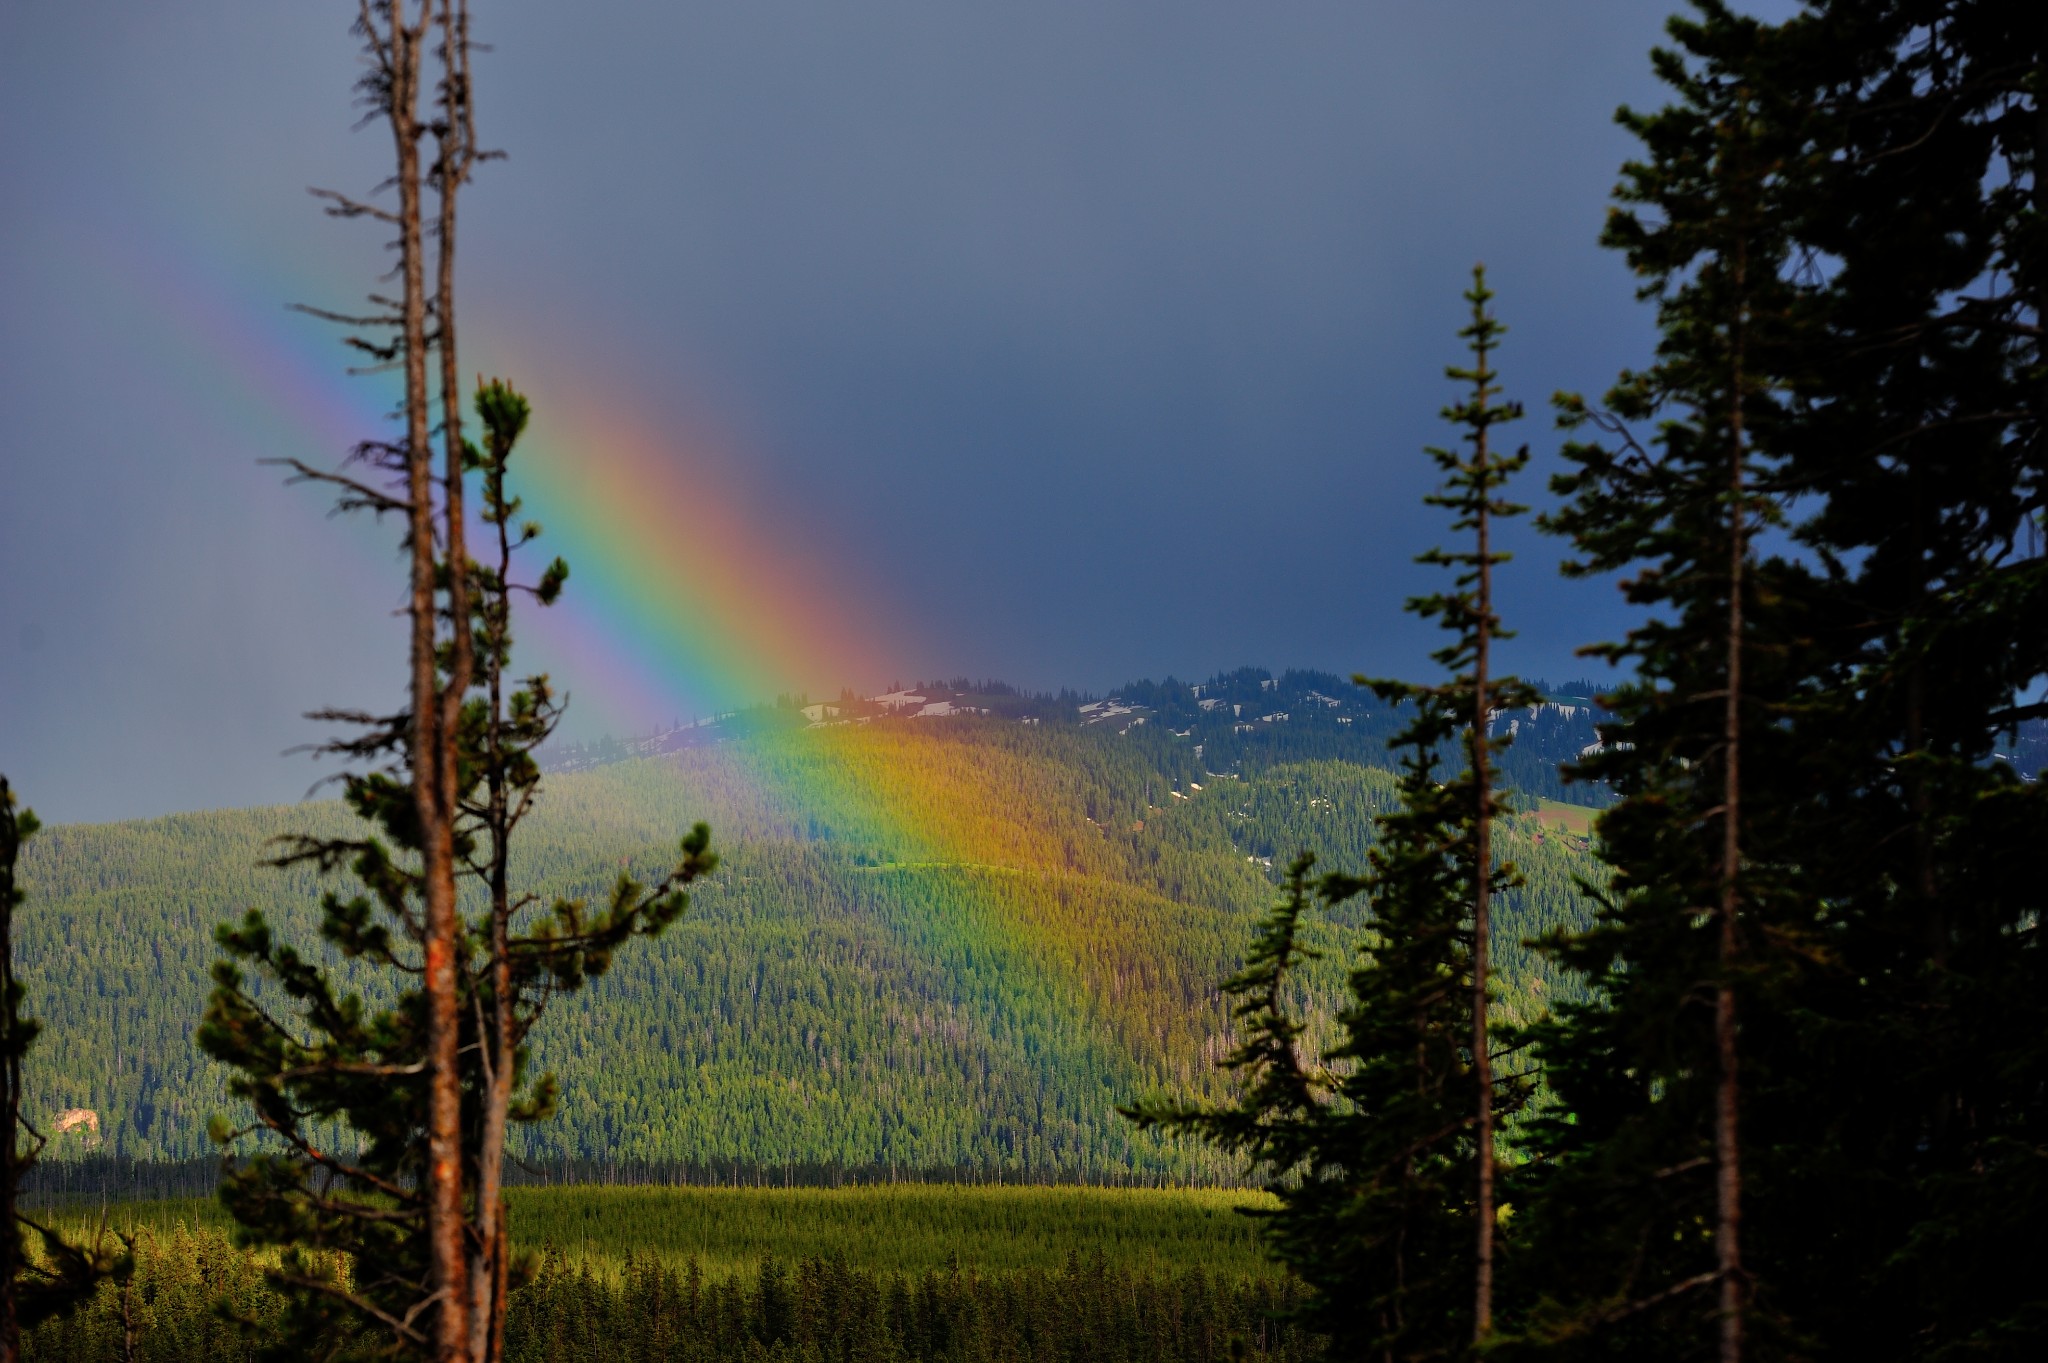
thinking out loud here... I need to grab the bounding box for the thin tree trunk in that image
[387,4,471,1358]
[1471,343,1497,1346]
[470,817,511,1363]
[434,0,475,741]
[470,884,511,1363]
[420,6,487,1351]
[1716,170,1749,1363]
[488,1198,511,1363]
[471,448,518,1363]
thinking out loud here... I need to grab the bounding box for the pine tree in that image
[456,379,699,1363]
[1126,270,1537,1360]
[1508,6,1813,1357]
[1416,265,1540,1343]
[1511,5,2046,1357]
[1699,3,2048,1353]
[199,379,713,1362]
[197,8,715,1359]
[463,378,553,1363]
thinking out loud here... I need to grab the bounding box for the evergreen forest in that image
[12,702,1602,1175]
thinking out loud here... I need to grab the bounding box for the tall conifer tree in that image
[1694,3,2048,1352]
[1510,7,1810,1357]
[1513,5,2045,1356]
[1354,266,1540,1346]
[198,7,716,1360]
[1127,270,1535,1360]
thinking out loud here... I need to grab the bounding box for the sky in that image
[0,2,1772,824]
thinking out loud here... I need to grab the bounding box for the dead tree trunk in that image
[419,9,487,1345]
[378,4,472,1358]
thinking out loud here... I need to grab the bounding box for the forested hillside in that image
[15,702,1600,1174]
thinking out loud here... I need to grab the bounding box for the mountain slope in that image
[16,695,1603,1175]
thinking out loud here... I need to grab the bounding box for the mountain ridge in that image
[545,666,1618,809]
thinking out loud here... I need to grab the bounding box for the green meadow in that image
[507,1183,1280,1278]
[1522,796,1597,838]
[48,1183,1280,1280]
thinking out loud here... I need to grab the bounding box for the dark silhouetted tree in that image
[1663,3,2048,1356]
[1511,8,1810,1359]
[1513,4,2046,1358]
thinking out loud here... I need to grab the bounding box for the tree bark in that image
[434,0,475,753]
[471,413,518,1363]
[386,4,472,1358]
[1716,149,1749,1363]
[419,7,488,1345]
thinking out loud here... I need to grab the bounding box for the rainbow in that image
[75,221,917,741]
[64,219,1008,895]
[502,368,913,732]
[83,222,1217,993]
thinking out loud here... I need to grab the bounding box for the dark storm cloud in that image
[1,2,1763,822]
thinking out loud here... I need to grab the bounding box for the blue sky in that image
[0,2,1780,822]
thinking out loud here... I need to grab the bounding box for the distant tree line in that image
[548,667,1619,808]
[16,1155,1258,1207]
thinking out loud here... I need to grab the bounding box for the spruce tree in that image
[1126,270,1536,1360]
[1701,3,2048,1352]
[1508,7,1812,1357]
[1349,265,1540,1348]
[1513,5,2046,1356]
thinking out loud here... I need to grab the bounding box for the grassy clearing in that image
[43,1183,1280,1280]
[1523,797,1597,838]
[41,1196,232,1237]
[512,1183,1278,1277]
